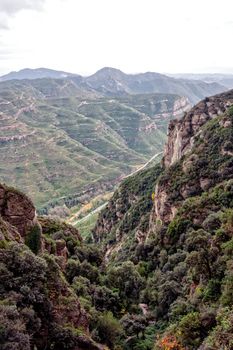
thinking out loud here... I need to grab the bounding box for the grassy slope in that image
[0,79,184,210]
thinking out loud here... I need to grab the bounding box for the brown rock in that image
[200,178,212,191]
[162,91,233,169]
[0,217,23,242]
[0,184,37,237]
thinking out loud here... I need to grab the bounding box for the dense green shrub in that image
[25,223,42,254]
[202,279,222,301]
[177,312,202,348]
[94,311,123,348]
[167,218,191,241]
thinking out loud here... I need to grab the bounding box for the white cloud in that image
[0,0,46,30]
[0,0,45,15]
[0,0,232,75]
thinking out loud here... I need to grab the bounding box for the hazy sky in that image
[0,0,233,76]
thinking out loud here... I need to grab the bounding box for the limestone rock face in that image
[0,184,97,349]
[0,184,37,237]
[0,217,22,242]
[162,90,233,169]
[149,90,233,229]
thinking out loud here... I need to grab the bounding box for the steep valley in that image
[0,90,232,350]
[0,78,190,211]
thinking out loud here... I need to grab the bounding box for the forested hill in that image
[93,90,233,349]
[0,90,232,350]
[0,67,227,212]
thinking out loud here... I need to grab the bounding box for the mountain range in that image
[0,67,77,81]
[0,77,190,211]
[169,73,233,89]
[0,67,228,103]
[0,67,229,212]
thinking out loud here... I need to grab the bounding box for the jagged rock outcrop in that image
[0,217,22,243]
[150,90,233,229]
[0,184,38,237]
[0,184,83,262]
[0,184,104,350]
[93,90,233,264]
[39,216,82,267]
[163,90,233,169]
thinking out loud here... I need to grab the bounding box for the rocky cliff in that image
[150,90,233,229]
[93,165,162,261]
[163,90,233,169]
[0,184,37,238]
[94,90,233,262]
[91,91,233,350]
[0,185,104,350]
[1,91,233,350]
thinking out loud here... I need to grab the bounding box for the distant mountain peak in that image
[97,66,124,73]
[0,66,228,103]
[0,67,79,82]
[88,67,126,79]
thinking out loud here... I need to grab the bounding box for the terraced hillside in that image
[0,78,190,210]
[1,91,233,350]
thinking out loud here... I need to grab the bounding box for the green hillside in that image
[0,91,232,350]
[0,79,189,211]
[91,93,233,349]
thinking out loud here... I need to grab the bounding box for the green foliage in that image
[39,216,82,255]
[92,285,121,314]
[125,324,158,350]
[177,312,202,348]
[65,259,81,283]
[202,279,222,301]
[222,238,233,255]
[74,244,103,266]
[0,79,178,211]
[72,275,90,293]
[167,218,191,241]
[79,260,100,283]
[221,261,233,306]
[121,313,147,338]
[107,261,144,307]
[0,244,49,349]
[204,307,233,349]
[1,98,233,350]
[0,304,31,350]
[94,164,162,263]
[94,311,123,348]
[0,239,8,249]
[25,223,42,254]
[227,105,233,116]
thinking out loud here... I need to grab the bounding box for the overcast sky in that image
[0,0,232,76]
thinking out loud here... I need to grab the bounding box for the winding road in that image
[69,151,162,226]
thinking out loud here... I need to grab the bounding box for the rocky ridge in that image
[163,90,233,168]
[93,90,233,261]
[151,90,233,228]
[1,90,233,350]
[0,66,227,103]
[0,184,36,237]
[91,90,233,349]
[0,183,104,350]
